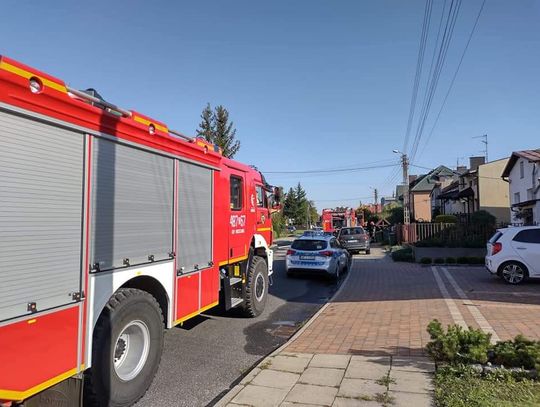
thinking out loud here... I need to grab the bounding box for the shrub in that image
[420,257,433,264]
[434,214,458,224]
[446,257,457,264]
[491,335,540,370]
[426,320,491,364]
[434,258,445,264]
[415,237,445,247]
[471,210,497,226]
[462,238,487,248]
[457,256,469,264]
[391,247,414,262]
[468,256,485,265]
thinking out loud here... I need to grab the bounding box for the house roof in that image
[410,165,457,192]
[458,187,475,198]
[438,180,460,200]
[502,149,540,178]
[441,180,459,194]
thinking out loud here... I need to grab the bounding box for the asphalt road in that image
[135,243,343,407]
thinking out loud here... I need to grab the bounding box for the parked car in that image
[287,225,297,233]
[286,235,351,280]
[337,227,371,254]
[486,226,540,284]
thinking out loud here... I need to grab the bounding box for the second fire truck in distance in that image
[321,207,357,233]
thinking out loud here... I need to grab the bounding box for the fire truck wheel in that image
[243,256,268,317]
[85,288,164,407]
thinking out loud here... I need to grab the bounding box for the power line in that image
[315,196,374,202]
[410,0,463,163]
[417,0,487,161]
[403,0,433,153]
[263,161,397,174]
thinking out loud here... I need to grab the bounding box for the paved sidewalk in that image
[216,247,540,406]
[216,249,438,406]
[218,352,434,407]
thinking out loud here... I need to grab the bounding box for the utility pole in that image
[401,154,410,225]
[393,150,410,224]
[373,188,379,213]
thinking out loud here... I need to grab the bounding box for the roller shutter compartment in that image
[177,161,213,274]
[90,138,174,271]
[0,109,84,322]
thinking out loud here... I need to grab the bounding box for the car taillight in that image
[319,250,333,257]
[492,242,502,256]
[286,249,296,255]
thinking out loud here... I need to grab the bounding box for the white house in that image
[501,150,540,225]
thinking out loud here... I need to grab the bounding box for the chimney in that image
[456,165,467,174]
[409,175,418,184]
[469,156,486,171]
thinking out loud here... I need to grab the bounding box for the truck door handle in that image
[516,247,526,250]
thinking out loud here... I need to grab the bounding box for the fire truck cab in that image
[0,56,278,407]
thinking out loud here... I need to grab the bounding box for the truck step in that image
[230,297,244,308]
[229,277,242,286]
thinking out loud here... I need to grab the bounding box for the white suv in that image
[486,226,540,284]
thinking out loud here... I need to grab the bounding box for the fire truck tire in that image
[243,255,268,317]
[85,288,164,407]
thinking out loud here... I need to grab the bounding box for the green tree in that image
[308,200,319,225]
[272,210,286,238]
[283,188,297,222]
[387,206,404,225]
[196,104,241,158]
[196,103,214,142]
[213,105,240,158]
[294,183,311,227]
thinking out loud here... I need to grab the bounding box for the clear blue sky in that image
[2,1,539,211]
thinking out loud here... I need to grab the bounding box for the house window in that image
[514,192,521,204]
[520,161,524,179]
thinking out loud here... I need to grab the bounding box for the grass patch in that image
[374,392,395,406]
[258,359,272,370]
[435,365,540,407]
[376,375,396,387]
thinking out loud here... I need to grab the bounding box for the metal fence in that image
[396,222,495,246]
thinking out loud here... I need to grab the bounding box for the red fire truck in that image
[321,208,357,232]
[0,56,280,407]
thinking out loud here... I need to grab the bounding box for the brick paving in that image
[287,255,540,356]
[443,266,540,341]
[286,254,454,356]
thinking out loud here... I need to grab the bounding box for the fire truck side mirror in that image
[272,187,282,207]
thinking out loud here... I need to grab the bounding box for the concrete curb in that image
[214,265,353,407]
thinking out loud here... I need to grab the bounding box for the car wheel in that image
[365,249,371,255]
[500,261,528,285]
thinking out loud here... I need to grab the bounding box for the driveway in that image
[287,250,540,356]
